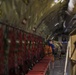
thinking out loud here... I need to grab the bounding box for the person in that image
[44,43,54,69]
[48,40,55,55]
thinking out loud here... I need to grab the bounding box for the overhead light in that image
[51,0,64,8]
[50,3,55,7]
[61,0,64,3]
[32,27,36,32]
[22,18,27,25]
[54,0,64,3]
[55,23,59,26]
[54,0,59,3]
[54,0,60,3]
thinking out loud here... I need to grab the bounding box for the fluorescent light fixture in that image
[54,0,58,3]
[32,27,36,32]
[22,18,27,25]
[61,0,64,3]
[51,0,64,8]
[54,0,60,3]
[50,3,55,8]
[55,23,59,26]
[54,0,64,3]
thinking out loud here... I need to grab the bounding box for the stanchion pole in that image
[64,42,69,75]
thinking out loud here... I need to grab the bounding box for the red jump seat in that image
[26,71,44,75]
[26,56,51,75]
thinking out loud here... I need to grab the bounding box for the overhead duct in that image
[68,0,76,12]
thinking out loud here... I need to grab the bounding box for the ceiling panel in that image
[0,0,70,39]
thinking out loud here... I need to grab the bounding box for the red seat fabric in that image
[0,27,4,75]
[26,71,44,75]
[8,29,16,69]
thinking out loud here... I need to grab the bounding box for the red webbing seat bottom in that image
[26,71,44,75]
[26,56,51,75]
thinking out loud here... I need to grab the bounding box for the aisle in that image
[50,57,65,75]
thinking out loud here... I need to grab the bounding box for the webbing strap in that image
[71,41,76,58]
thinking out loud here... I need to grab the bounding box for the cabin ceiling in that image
[0,0,76,39]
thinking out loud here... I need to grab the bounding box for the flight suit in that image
[44,45,54,62]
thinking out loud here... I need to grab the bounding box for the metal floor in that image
[50,56,65,75]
